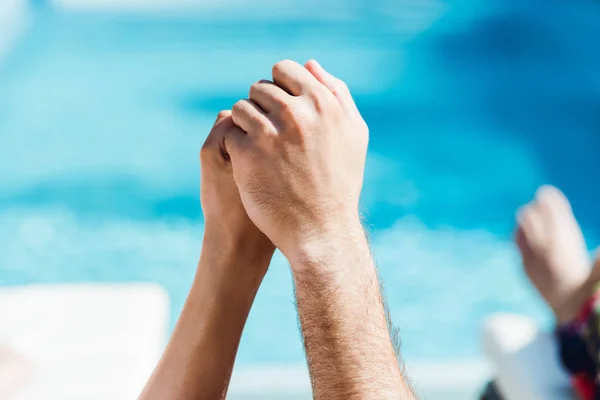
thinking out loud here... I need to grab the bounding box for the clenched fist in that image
[224,60,369,265]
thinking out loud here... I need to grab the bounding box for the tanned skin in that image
[138,112,275,400]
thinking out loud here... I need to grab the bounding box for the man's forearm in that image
[139,238,271,400]
[291,224,415,399]
[221,58,414,398]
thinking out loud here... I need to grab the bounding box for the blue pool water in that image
[2,0,600,364]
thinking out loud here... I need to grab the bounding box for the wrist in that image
[199,231,275,294]
[202,225,275,266]
[285,216,368,273]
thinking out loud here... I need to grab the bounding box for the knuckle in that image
[216,110,230,120]
[361,119,369,133]
[328,78,349,99]
[335,77,349,91]
[272,59,292,76]
[309,86,335,111]
[279,103,304,128]
[232,100,246,114]
[279,99,294,116]
[258,122,277,137]
[249,82,262,97]
[272,95,288,110]
[287,104,312,130]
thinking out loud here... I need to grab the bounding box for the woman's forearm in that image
[139,238,272,400]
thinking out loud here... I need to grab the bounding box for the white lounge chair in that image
[482,313,578,400]
[0,284,169,400]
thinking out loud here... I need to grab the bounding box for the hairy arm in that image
[291,224,415,399]
[225,59,416,399]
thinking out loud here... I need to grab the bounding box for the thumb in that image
[202,111,232,162]
[304,59,359,117]
[203,111,246,163]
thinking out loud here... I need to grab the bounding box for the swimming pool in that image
[2,0,600,365]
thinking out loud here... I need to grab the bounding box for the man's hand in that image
[139,112,275,400]
[225,59,369,264]
[226,60,414,399]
